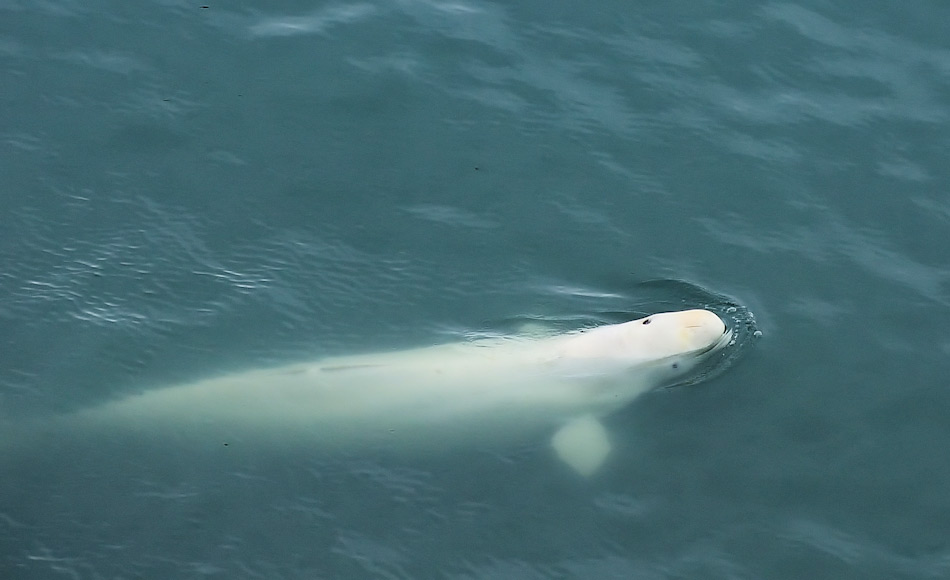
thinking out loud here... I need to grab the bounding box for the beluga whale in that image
[11,309,735,476]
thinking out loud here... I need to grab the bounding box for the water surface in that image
[2,0,950,578]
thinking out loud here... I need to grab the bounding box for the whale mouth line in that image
[691,328,733,356]
[684,324,726,331]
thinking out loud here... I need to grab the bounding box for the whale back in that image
[3,309,736,477]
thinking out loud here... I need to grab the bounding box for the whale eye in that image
[671,363,679,370]
[642,318,652,325]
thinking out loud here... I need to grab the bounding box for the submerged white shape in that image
[551,415,610,477]
[48,309,732,476]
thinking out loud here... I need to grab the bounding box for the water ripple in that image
[781,518,950,578]
[700,212,950,306]
[248,3,377,38]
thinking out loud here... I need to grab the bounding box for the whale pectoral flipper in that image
[550,414,611,477]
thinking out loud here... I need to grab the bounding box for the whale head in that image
[627,309,728,359]
[557,309,730,372]
[612,309,731,386]
[555,309,730,389]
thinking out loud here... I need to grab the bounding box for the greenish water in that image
[2,1,950,578]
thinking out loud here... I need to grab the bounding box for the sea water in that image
[2,1,949,578]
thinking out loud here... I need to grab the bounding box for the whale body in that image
[20,309,733,476]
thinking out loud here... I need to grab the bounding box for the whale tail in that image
[0,415,69,462]
[0,418,53,478]
[0,413,135,469]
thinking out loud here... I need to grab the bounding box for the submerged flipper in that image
[550,415,611,477]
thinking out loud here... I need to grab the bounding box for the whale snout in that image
[678,309,728,351]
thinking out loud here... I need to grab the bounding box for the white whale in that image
[18,309,732,476]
